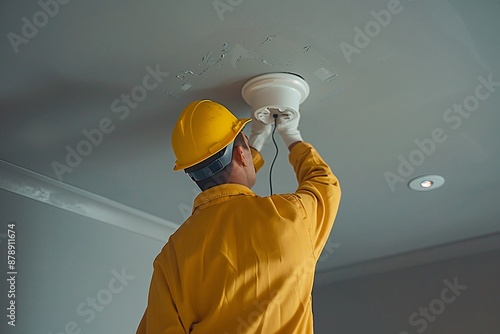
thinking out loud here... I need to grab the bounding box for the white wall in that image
[313,248,500,334]
[0,189,164,334]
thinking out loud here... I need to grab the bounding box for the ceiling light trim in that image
[408,175,445,191]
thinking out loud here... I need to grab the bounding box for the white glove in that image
[276,109,303,147]
[247,111,273,152]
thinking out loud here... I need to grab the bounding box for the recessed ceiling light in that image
[420,180,434,188]
[408,175,445,191]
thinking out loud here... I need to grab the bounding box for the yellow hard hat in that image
[172,100,251,171]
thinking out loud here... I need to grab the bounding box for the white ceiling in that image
[1,0,500,277]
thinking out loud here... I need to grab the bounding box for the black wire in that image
[269,115,279,195]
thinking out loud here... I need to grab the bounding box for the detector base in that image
[241,73,310,124]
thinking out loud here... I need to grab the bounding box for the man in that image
[137,99,341,333]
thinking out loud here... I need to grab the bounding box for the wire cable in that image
[269,114,279,195]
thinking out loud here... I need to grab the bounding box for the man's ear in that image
[233,146,248,167]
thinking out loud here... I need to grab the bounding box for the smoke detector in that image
[241,72,310,124]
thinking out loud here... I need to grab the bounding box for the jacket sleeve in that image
[136,257,186,334]
[289,142,341,259]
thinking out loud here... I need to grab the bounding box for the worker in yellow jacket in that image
[137,100,341,333]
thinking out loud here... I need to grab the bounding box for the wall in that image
[0,189,163,334]
[313,248,500,334]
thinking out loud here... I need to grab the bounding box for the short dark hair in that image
[186,132,248,191]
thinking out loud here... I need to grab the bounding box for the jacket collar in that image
[193,183,256,210]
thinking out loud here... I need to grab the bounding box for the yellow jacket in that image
[137,142,341,333]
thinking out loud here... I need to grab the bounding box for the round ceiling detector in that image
[408,175,445,191]
[241,73,310,124]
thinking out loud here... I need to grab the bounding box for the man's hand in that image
[276,109,303,148]
[248,111,273,152]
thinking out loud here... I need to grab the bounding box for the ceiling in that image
[1,0,500,277]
